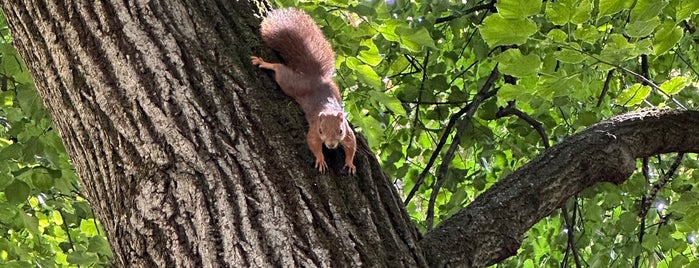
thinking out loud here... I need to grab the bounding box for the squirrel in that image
[251,8,357,174]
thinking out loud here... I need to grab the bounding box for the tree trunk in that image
[1,1,425,267]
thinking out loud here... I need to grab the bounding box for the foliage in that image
[0,13,113,267]
[275,0,699,266]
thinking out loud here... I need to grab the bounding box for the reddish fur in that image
[251,8,357,174]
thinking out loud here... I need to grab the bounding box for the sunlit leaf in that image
[653,21,683,55]
[616,83,651,107]
[479,14,538,47]
[545,0,592,25]
[599,0,633,17]
[625,17,660,38]
[659,76,689,95]
[494,49,542,77]
[496,0,542,19]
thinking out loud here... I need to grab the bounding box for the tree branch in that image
[404,66,500,205]
[419,109,699,267]
[495,101,550,149]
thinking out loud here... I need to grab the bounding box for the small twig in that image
[425,174,447,231]
[407,52,431,153]
[398,99,470,105]
[672,48,699,77]
[495,101,550,149]
[448,60,478,87]
[561,199,582,268]
[634,154,684,267]
[387,54,423,79]
[639,153,684,220]
[640,55,649,86]
[634,157,651,268]
[435,1,495,24]
[59,209,77,252]
[597,70,614,107]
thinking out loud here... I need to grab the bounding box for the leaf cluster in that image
[0,13,113,267]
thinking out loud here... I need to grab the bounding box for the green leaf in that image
[31,167,56,191]
[0,43,22,75]
[599,34,637,63]
[653,21,683,55]
[357,39,382,66]
[574,25,600,44]
[20,212,40,235]
[348,111,383,149]
[87,236,113,257]
[395,26,436,52]
[555,49,585,64]
[368,91,406,116]
[479,14,538,47]
[630,0,667,22]
[377,20,400,42]
[0,143,23,162]
[345,57,382,89]
[545,0,592,25]
[641,233,659,250]
[616,83,651,107]
[676,0,699,21]
[494,49,542,77]
[496,84,530,106]
[618,211,638,232]
[495,0,542,19]
[625,17,660,38]
[659,76,689,95]
[80,219,99,236]
[67,251,99,266]
[576,111,598,126]
[599,0,633,17]
[536,74,581,101]
[16,84,47,121]
[547,29,567,42]
[670,255,690,268]
[4,179,30,204]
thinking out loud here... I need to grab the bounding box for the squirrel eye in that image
[319,128,323,135]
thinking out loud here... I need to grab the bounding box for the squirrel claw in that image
[250,56,262,66]
[315,159,328,173]
[344,164,357,175]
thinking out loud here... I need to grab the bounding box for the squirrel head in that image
[317,111,347,149]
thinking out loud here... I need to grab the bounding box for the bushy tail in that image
[260,8,335,77]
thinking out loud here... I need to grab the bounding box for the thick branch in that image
[420,109,699,267]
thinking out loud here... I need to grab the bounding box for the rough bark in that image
[1,1,425,267]
[420,109,699,267]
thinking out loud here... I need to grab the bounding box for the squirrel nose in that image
[325,142,339,149]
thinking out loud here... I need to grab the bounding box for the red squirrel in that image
[251,8,357,174]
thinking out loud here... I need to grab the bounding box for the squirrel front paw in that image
[250,56,263,66]
[315,158,328,173]
[344,162,356,175]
